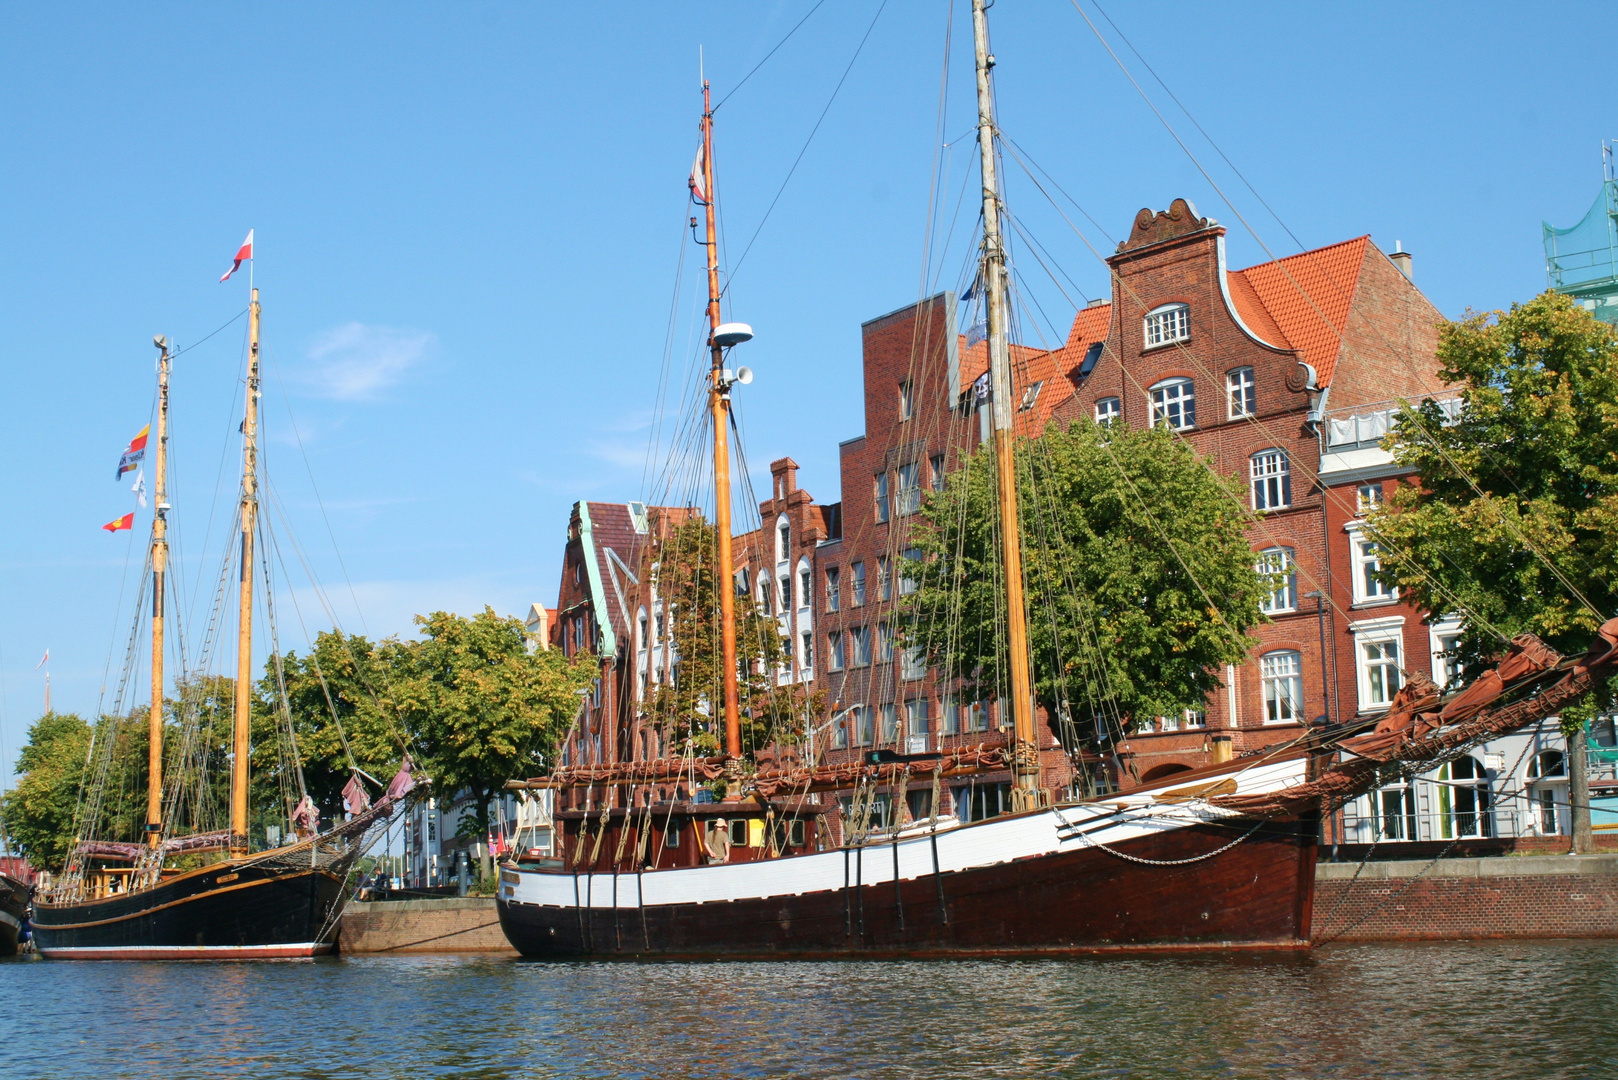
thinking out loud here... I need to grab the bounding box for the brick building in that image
[544,197,1555,841]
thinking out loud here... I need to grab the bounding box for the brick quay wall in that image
[1313,853,1618,943]
[340,897,516,955]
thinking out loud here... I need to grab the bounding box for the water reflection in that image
[2,943,1615,1079]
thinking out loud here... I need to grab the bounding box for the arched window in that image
[1437,756,1492,838]
[1256,547,1296,613]
[1143,302,1190,348]
[1250,449,1291,510]
[1261,650,1303,723]
[1149,377,1196,430]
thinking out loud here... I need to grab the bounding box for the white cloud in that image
[304,323,434,401]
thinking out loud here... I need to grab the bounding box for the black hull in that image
[32,863,345,960]
[496,816,1318,959]
[0,875,26,957]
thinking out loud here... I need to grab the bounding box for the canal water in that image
[3,943,1614,1079]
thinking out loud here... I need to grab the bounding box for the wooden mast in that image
[699,81,743,763]
[145,335,172,848]
[230,288,261,856]
[972,0,1040,810]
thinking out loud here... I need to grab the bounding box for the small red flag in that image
[220,229,254,282]
[103,512,134,532]
[689,143,707,204]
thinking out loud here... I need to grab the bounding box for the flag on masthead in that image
[689,144,707,204]
[103,512,134,532]
[116,424,149,479]
[220,229,254,282]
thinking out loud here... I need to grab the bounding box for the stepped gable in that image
[1236,236,1370,388]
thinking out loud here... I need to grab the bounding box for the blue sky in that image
[0,1,1612,777]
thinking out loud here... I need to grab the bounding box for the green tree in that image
[256,632,405,822]
[643,516,811,768]
[2,713,93,871]
[392,607,595,839]
[1372,291,1618,687]
[906,419,1269,747]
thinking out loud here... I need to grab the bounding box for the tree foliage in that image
[642,516,817,763]
[389,608,595,838]
[907,419,1268,746]
[1,713,93,871]
[1372,291,1618,707]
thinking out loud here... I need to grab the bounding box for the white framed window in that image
[824,566,840,612]
[905,698,930,751]
[898,378,914,421]
[1095,396,1120,425]
[942,695,961,736]
[930,453,946,491]
[879,703,898,742]
[1357,482,1384,513]
[850,625,871,667]
[827,630,845,671]
[874,473,890,523]
[800,631,813,671]
[777,520,790,560]
[1257,547,1297,614]
[877,622,894,663]
[877,556,891,601]
[1435,756,1492,839]
[899,547,921,596]
[1429,618,1463,690]
[799,566,811,605]
[1183,708,1207,728]
[1347,523,1397,604]
[1527,750,1567,835]
[1019,380,1044,412]
[1143,302,1190,348]
[1149,378,1196,430]
[1260,650,1303,724]
[1353,616,1405,711]
[832,714,849,750]
[897,462,921,515]
[851,561,866,606]
[1227,367,1256,419]
[901,645,926,681]
[1250,449,1292,510]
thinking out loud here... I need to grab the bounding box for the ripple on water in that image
[1,942,1616,1079]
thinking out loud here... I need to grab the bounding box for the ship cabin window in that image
[664,818,683,847]
[1143,302,1190,349]
[728,819,748,847]
[1227,366,1256,419]
[789,819,806,847]
[1149,377,1196,431]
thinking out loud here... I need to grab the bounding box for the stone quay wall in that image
[340,897,516,955]
[1312,854,1618,942]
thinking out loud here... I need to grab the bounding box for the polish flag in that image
[220,229,254,282]
[689,143,707,204]
[103,512,135,532]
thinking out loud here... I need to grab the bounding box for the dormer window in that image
[1018,380,1044,412]
[1143,303,1190,349]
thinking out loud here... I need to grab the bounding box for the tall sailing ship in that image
[32,285,415,960]
[495,0,1618,958]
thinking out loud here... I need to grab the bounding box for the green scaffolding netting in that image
[1545,180,1618,291]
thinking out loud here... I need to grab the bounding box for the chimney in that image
[1388,241,1413,281]
[1086,296,1108,308]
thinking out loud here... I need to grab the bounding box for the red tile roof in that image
[1235,236,1370,387]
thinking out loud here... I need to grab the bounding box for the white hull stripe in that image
[39,942,331,959]
[505,757,1308,911]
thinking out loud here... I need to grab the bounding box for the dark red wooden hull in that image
[496,815,1318,958]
